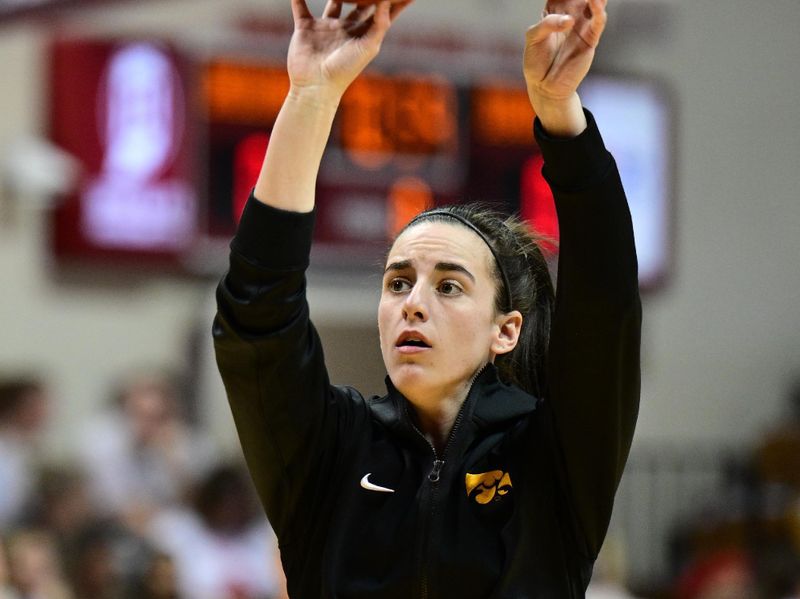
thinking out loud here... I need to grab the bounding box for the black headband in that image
[407,210,514,313]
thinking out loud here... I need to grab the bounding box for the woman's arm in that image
[254,0,411,213]
[537,119,641,559]
[522,0,641,558]
[214,0,412,541]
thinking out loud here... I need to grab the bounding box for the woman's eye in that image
[438,281,462,295]
[388,278,411,293]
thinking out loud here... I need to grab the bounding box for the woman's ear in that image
[491,310,523,356]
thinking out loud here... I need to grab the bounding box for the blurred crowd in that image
[585,380,800,599]
[0,372,287,599]
[672,381,800,599]
[658,380,800,599]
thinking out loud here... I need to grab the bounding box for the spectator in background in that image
[674,550,758,599]
[18,463,158,598]
[77,370,217,531]
[146,463,286,599]
[756,377,800,492]
[5,530,72,599]
[0,376,50,530]
[18,465,95,561]
[0,539,20,599]
[124,552,181,599]
[64,522,128,599]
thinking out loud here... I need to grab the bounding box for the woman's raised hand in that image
[523,0,607,135]
[288,0,412,101]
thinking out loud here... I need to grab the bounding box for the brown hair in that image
[400,204,555,398]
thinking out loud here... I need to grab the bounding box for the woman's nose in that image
[402,284,428,322]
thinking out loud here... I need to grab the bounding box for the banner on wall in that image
[49,38,198,266]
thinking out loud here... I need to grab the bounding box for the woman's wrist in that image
[287,83,344,113]
[527,91,587,138]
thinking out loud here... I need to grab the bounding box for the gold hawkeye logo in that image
[465,470,512,504]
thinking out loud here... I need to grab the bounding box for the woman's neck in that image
[412,400,461,456]
[406,378,475,456]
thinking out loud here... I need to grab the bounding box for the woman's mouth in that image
[395,332,432,354]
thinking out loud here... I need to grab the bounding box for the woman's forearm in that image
[253,86,342,214]
[528,92,587,139]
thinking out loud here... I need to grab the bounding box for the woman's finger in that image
[291,0,314,23]
[322,0,344,19]
[587,0,608,42]
[350,1,390,41]
[369,1,392,36]
[346,0,407,42]
[344,3,368,22]
[525,13,575,45]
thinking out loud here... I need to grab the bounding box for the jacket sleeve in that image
[212,196,354,540]
[534,110,642,558]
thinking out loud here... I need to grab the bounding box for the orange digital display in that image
[387,176,433,237]
[204,60,289,126]
[471,83,536,147]
[204,60,457,162]
[339,73,457,164]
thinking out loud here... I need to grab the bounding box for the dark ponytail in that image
[401,204,556,399]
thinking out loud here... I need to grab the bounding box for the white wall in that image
[0,0,799,455]
[608,0,800,444]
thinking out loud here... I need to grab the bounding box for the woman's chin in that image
[388,365,434,398]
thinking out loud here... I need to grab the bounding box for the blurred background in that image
[1,0,799,597]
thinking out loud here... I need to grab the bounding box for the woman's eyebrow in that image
[384,260,475,283]
[435,262,475,283]
[384,260,412,274]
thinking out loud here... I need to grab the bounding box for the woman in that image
[213,0,641,596]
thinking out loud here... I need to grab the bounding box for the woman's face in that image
[378,221,518,404]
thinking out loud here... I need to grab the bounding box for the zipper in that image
[406,364,488,599]
[402,402,438,599]
[428,459,444,482]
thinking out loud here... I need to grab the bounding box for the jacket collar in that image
[368,364,539,437]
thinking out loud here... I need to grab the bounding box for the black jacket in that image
[213,111,641,598]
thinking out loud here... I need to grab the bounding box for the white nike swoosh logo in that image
[360,473,395,493]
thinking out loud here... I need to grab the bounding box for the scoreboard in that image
[49,36,672,287]
[202,56,557,260]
